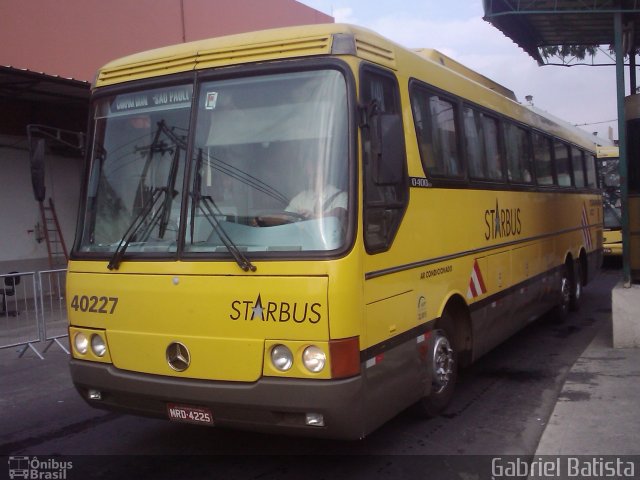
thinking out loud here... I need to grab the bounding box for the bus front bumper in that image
[70,359,366,440]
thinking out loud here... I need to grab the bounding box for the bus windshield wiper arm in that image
[194,193,256,272]
[107,188,166,270]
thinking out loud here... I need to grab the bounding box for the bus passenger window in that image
[504,123,532,183]
[410,86,462,178]
[463,107,502,181]
[585,154,597,188]
[554,141,572,187]
[533,132,554,186]
[463,107,484,178]
[482,114,503,180]
[572,147,586,188]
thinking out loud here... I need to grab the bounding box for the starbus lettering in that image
[484,199,521,240]
[230,294,321,324]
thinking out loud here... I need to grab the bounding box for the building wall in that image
[0,0,333,82]
[0,135,81,273]
[0,0,331,274]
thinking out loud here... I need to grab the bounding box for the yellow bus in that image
[67,24,602,439]
[597,146,622,256]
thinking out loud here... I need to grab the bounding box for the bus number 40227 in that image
[70,295,118,314]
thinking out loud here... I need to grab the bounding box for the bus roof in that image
[94,22,596,151]
[413,49,517,102]
[95,23,393,87]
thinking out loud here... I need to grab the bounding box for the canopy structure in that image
[484,0,640,286]
[0,67,88,104]
[0,66,89,136]
[483,1,640,65]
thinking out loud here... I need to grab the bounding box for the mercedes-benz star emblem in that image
[166,342,191,372]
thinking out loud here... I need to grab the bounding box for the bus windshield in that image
[78,69,349,257]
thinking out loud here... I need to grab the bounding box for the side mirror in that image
[370,112,405,185]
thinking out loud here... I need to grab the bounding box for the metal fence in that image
[0,269,68,359]
[39,269,69,355]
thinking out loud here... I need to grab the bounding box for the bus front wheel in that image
[414,313,458,417]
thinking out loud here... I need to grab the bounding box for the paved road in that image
[0,268,621,479]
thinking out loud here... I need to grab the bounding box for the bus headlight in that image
[271,344,293,371]
[74,332,89,355]
[91,334,107,357]
[302,345,326,373]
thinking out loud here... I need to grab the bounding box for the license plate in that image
[167,403,214,425]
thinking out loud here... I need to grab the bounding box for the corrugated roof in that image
[483,0,640,64]
[0,66,89,104]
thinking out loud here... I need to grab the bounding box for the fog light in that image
[271,344,293,371]
[74,333,89,355]
[305,412,325,427]
[91,334,107,357]
[302,345,326,373]
[88,389,102,400]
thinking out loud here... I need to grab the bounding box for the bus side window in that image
[410,84,462,179]
[585,153,597,188]
[533,132,554,186]
[505,122,533,183]
[554,140,573,187]
[482,114,503,181]
[571,147,586,188]
[361,67,408,253]
[463,107,503,181]
[463,106,485,178]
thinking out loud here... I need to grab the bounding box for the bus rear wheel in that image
[553,265,571,322]
[569,261,582,312]
[414,313,458,418]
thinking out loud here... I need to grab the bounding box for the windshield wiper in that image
[203,152,290,206]
[193,192,256,272]
[107,187,166,270]
[158,145,180,238]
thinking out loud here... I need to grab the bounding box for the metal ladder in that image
[39,198,68,268]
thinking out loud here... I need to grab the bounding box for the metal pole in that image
[615,12,632,287]
[631,53,637,95]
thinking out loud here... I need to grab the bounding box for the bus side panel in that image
[363,288,416,351]
[511,243,543,322]
[362,337,424,435]
[471,251,514,359]
[362,290,424,423]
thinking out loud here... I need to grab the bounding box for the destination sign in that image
[108,85,193,116]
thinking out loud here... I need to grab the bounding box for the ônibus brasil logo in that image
[8,456,73,479]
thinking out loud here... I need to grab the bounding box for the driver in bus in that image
[255,154,347,227]
[285,154,346,220]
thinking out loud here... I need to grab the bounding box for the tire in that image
[569,261,582,312]
[552,265,571,322]
[414,312,458,418]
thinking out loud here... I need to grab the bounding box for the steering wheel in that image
[255,211,307,227]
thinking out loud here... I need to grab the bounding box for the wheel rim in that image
[431,333,454,394]
[560,274,570,311]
